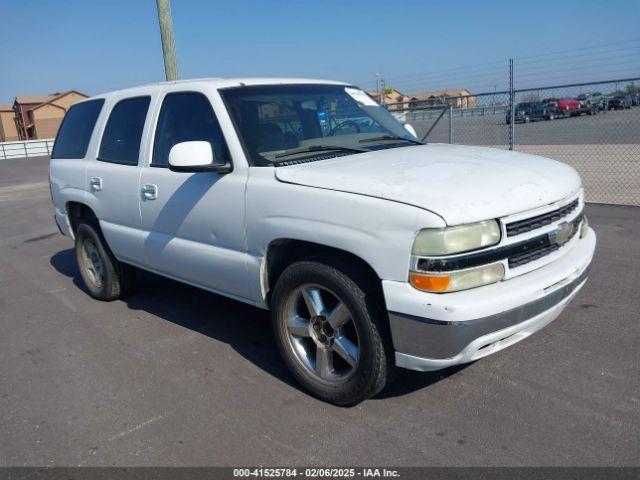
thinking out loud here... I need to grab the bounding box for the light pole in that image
[156,0,178,81]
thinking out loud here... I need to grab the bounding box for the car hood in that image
[274,144,582,225]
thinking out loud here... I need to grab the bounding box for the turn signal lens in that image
[410,263,505,293]
[410,273,451,292]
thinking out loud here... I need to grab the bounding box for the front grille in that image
[508,214,581,268]
[506,198,579,236]
[509,243,561,268]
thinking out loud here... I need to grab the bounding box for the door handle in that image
[89,177,103,191]
[141,183,158,200]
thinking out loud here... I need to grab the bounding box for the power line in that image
[368,60,506,84]
[355,38,640,93]
[376,45,639,89]
[513,37,640,62]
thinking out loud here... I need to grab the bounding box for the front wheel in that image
[75,223,135,301]
[271,259,393,405]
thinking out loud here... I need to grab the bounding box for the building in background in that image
[408,89,476,109]
[0,104,20,141]
[11,90,88,141]
[367,88,411,110]
[366,87,476,111]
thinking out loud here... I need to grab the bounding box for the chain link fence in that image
[387,77,640,205]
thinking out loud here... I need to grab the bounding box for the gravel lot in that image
[0,156,638,467]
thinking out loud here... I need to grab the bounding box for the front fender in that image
[245,169,446,302]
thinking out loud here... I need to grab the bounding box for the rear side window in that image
[152,92,229,166]
[98,96,151,165]
[51,99,104,159]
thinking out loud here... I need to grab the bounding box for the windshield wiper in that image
[358,135,423,145]
[274,145,367,159]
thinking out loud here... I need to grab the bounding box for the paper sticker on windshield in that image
[345,87,379,107]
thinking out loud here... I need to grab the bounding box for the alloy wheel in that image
[80,238,105,288]
[283,284,360,383]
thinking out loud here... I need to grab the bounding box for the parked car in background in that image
[576,92,605,114]
[542,97,577,117]
[557,97,581,116]
[608,95,632,110]
[506,102,555,123]
[631,93,640,106]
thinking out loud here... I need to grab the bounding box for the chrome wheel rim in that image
[283,284,360,384]
[80,238,104,288]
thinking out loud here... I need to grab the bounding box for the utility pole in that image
[375,73,381,105]
[380,75,386,107]
[156,0,178,81]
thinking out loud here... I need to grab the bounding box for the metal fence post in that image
[24,142,28,158]
[508,58,515,150]
[448,105,453,144]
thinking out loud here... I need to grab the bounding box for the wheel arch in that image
[66,201,99,237]
[263,238,384,308]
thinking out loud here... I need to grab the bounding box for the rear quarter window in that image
[51,99,105,159]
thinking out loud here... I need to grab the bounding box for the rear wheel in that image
[271,259,393,406]
[75,223,135,301]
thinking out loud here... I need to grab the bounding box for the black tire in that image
[75,223,135,301]
[547,113,555,121]
[271,257,394,406]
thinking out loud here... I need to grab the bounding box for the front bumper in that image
[384,228,596,371]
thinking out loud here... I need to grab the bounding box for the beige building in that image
[408,89,476,109]
[12,90,88,141]
[367,88,411,110]
[0,104,20,142]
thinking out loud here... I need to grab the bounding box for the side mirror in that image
[404,123,418,139]
[168,141,231,173]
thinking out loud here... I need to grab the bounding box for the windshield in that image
[220,84,418,166]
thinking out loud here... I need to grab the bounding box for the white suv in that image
[49,78,596,405]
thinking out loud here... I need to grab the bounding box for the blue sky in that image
[1,0,639,103]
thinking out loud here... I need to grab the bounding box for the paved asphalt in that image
[410,105,640,146]
[0,157,638,467]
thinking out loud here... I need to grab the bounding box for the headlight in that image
[412,220,501,256]
[410,263,505,293]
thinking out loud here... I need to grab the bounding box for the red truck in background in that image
[544,97,581,116]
